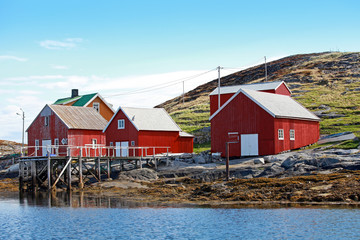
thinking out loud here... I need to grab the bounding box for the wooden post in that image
[107,158,111,179]
[67,157,72,191]
[47,154,51,191]
[97,157,101,182]
[226,142,229,181]
[19,161,24,191]
[79,149,83,189]
[31,160,37,192]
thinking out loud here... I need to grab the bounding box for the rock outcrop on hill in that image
[156,52,360,143]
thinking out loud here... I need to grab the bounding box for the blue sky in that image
[1,0,360,143]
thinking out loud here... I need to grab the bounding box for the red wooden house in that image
[210,88,320,157]
[104,107,193,156]
[27,105,108,157]
[209,81,291,115]
[53,89,115,121]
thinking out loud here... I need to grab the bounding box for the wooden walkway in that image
[19,154,169,192]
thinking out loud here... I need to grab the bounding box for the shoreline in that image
[1,170,359,208]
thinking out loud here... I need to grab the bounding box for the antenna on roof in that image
[264,56,268,82]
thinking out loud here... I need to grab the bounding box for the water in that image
[0,193,359,240]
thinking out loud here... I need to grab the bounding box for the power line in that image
[104,68,216,97]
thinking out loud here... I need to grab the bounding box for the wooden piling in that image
[107,158,110,179]
[79,150,83,189]
[47,155,51,190]
[97,157,101,182]
[31,161,37,192]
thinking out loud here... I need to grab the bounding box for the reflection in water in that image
[19,191,171,209]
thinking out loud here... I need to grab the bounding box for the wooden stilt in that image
[67,158,71,191]
[97,157,101,182]
[47,155,51,191]
[79,151,83,189]
[31,161,37,192]
[107,158,111,179]
[19,161,24,191]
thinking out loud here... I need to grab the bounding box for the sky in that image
[1,0,360,143]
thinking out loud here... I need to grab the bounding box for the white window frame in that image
[290,129,295,140]
[93,102,100,112]
[92,139,97,149]
[45,116,49,126]
[118,119,125,129]
[54,138,59,148]
[35,139,39,150]
[278,129,284,140]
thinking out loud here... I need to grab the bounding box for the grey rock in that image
[194,155,206,164]
[257,163,284,178]
[253,158,265,164]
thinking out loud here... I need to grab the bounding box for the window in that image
[92,139,97,149]
[35,139,39,150]
[278,129,284,140]
[110,142,114,147]
[290,129,295,140]
[93,102,100,112]
[131,141,135,146]
[45,116,49,126]
[54,138,59,148]
[118,119,125,129]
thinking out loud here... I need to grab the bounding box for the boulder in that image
[253,158,265,164]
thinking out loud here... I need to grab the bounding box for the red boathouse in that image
[209,81,291,115]
[27,105,107,157]
[210,88,320,157]
[104,107,193,156]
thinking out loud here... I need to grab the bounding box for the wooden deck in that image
[19,154,169,192]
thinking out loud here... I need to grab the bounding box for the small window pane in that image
[118,119,125,129]
[93,102,100,112]
[278,129,284,140]
[290,129,295,140]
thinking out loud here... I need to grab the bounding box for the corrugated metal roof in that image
[209,81,284,95]
[179,131,194,137]
[72,93,97,106]
[49,105,108,130]
[53,93,97,106]
[122,107,182,131]
[210,89,320,121]
[242,89,320,120]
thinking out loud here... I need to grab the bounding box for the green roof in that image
[54,93,97,106]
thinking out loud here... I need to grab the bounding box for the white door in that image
[42,139,52,156]
[121,141,129,157]
[115,142,121,157]
[241,134,258,156]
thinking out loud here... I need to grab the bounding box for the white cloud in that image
[0,55,28,62]
[39,38,83,50]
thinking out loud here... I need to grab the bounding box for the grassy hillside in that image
[156,52,360,151]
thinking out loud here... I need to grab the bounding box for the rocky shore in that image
[1,148,360,206]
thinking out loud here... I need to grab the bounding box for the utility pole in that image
[17,108,25,154]
[217,66,223,109]
[182,81,185,105]
[264,56,268,81]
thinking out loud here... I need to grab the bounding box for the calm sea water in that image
[0,193,359,240]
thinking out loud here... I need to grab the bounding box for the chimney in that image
[71,89,79,98]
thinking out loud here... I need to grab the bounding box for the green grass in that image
[193,142,211,154]
[170,103,210,134]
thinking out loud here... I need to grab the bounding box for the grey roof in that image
[49,105,108,130]
[209,81,287,95]
[179,131,194,137]
[121,107,182,131]
[210,89,320,121]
